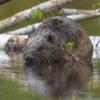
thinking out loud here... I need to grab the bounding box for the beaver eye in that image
[47,35,54,43]
[37,46,44,51]
[9,39,14,42]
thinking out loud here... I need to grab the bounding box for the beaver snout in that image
[25,57,34,66]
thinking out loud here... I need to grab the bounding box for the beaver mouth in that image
[24,47,67,65]
[24,57,65,66]
[25,57,47,66]
[24,52,66,66]
[24,52,50,65]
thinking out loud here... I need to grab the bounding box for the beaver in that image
[24,16,93,66]
[24,16,93,97]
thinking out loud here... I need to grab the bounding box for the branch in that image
[0,0,73,31]
[0,0,11,5]
[60,8,100,15]
[60,8,100,21]
[3,14,99,35]
[3,23,41,35]
[67,14,100,21]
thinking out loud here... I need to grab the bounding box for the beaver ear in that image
[47,34,54,43]
[28,34,31,38]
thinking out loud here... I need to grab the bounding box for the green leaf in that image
[31,8,44,21]
[92,4,96,9]
[66,41,74,50]
[71,53,80,61]
[91,2,100,9]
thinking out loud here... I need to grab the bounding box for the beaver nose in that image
[37,46,44,51]
[25,57,34,66]
[26,57,33,62]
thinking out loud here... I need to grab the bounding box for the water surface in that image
[0,46,100,99]
[0,0,100,99]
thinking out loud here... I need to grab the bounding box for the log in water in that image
[0,34,99,59]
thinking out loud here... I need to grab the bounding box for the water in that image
[0,0,100,99]
[0,50,10,67]
[0,45,100,99]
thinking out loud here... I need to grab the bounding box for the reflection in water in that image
[10,52,24,63]
[90,36,100,59]
[0,50,10,67]
[0,50,27,86]
[0,44,99,99]
[24,62,91,98]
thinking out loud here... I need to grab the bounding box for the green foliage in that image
[91,2,100,9]
[31,8,45,22]
[0,76,41,100]
[66,41,74,50]
[92,4,96,9]
[66,41,80,61]
[93,59,100,72]
[87,81,100,98]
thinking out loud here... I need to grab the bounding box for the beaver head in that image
[24,29,67,64]
[24,16,93,65]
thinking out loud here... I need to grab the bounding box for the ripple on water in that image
[0,50,11,68]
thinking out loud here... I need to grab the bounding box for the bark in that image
[0,0,73,31]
